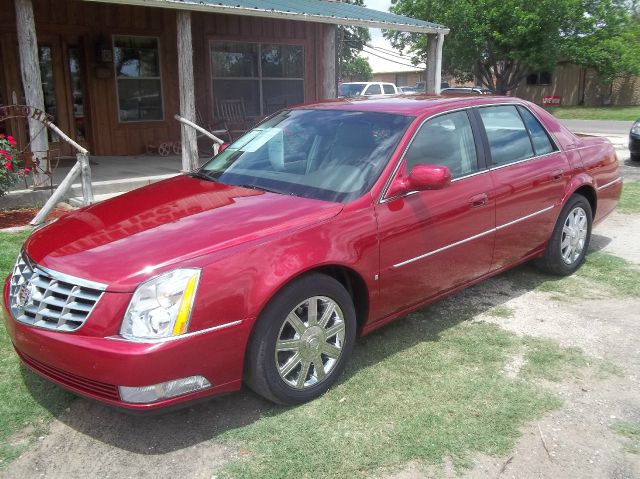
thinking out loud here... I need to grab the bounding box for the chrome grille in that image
[8,252,105,332]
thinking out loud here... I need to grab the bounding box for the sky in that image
[362,0,425,73]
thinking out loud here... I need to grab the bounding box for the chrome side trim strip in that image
[106,320,244,343]
[597,177,622,191]
[393,228,494,268]
[495,205,555,230]
[392,205,555,268]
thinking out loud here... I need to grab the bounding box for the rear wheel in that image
[535,195,592,276]
[245,273,356,405]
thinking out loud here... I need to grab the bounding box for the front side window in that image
[478,105,534,166]
[211,42,304,117]
[404,111,478,179]
[114,36,163,122]
[200,109,413,203]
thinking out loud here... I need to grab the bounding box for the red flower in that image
[7,135,14,141]
[4,161,13,171]
[0,150,6,156]
[24,167,31,174]
[0,134,5,139]
[9,139,16,147]
[5,155,11,161]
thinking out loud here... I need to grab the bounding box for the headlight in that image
[632,121,640,136]
[120,268,201,341]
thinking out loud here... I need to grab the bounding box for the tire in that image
[535,195,592,276]
[244,273,357,405]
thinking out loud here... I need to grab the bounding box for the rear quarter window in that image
[517,106,557,156]
[383,84,395,94]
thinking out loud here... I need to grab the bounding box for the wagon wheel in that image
[172,141,182,155]
[158,142,171,157]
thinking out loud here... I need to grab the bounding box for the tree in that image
[342,56,374,81]
[336,0,372,82]
[386,0,640,94]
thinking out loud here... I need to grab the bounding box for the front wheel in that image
[535,195,593,276]
[245,273,356,405]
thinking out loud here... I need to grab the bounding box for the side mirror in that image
[385,164,451,198]
[408,164,452,191]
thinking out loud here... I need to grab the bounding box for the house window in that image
[113,36,163,122]
[211,41,304,117]
[526,71,552,86]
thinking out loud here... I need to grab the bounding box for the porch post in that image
[320,24,336,99]
[177,11,198,172]
[15,0,48,185]
[425,32,444,95]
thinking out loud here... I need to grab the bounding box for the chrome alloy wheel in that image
[275,296,346,390]
[560,206,588,265]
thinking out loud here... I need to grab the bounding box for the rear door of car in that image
[474,104,571,271]
[374,109,495,319]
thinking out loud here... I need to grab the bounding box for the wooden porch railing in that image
[30,122,93,226]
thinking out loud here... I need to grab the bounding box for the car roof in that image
[297,95,523,116]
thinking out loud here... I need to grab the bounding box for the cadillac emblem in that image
[16,282,35,311]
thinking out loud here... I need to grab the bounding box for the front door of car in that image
[374,110,495,320]
[474,105,571,271]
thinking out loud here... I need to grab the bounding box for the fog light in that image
[119,375,212,404]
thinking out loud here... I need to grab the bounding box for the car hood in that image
[25,175,343,291]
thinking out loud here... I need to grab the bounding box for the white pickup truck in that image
[338,82,399,97]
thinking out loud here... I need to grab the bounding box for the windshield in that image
[338,83,367,97]
[200,109,413,203]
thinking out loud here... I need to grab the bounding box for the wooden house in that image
[1,0,447,171]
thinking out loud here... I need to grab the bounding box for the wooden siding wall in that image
[0,0,322,156]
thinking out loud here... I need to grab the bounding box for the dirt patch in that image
[0,207,69,229]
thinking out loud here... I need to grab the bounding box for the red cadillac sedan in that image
[3,96,622,410]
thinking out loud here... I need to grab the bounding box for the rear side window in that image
[404,110,478,179]
[478,105,534,166]
[517,106,556,156]
[383,84,395,94]
[365,84,382,95]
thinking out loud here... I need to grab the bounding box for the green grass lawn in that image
[545,105,640,121]
[619,181,640,214]
[0,232,73,467]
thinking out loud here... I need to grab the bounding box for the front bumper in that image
[3,278,252,411]
[630,134,640,158]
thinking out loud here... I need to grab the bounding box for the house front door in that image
[37,34,91,159]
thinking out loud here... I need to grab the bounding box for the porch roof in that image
[84,0,449,34]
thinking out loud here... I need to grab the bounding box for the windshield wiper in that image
[235,183,285,195]
[189,170,217,182]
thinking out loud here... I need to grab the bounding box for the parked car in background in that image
[441,87,491,95]
[338,82,399,97]
[411,81,450,93]
[630,119,640,161]
[399,86,417,94]
[4,96,621,410]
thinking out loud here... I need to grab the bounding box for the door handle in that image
[551,169,564,181]
[469,193,488,208]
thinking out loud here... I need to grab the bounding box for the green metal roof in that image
[90,0,448,34]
